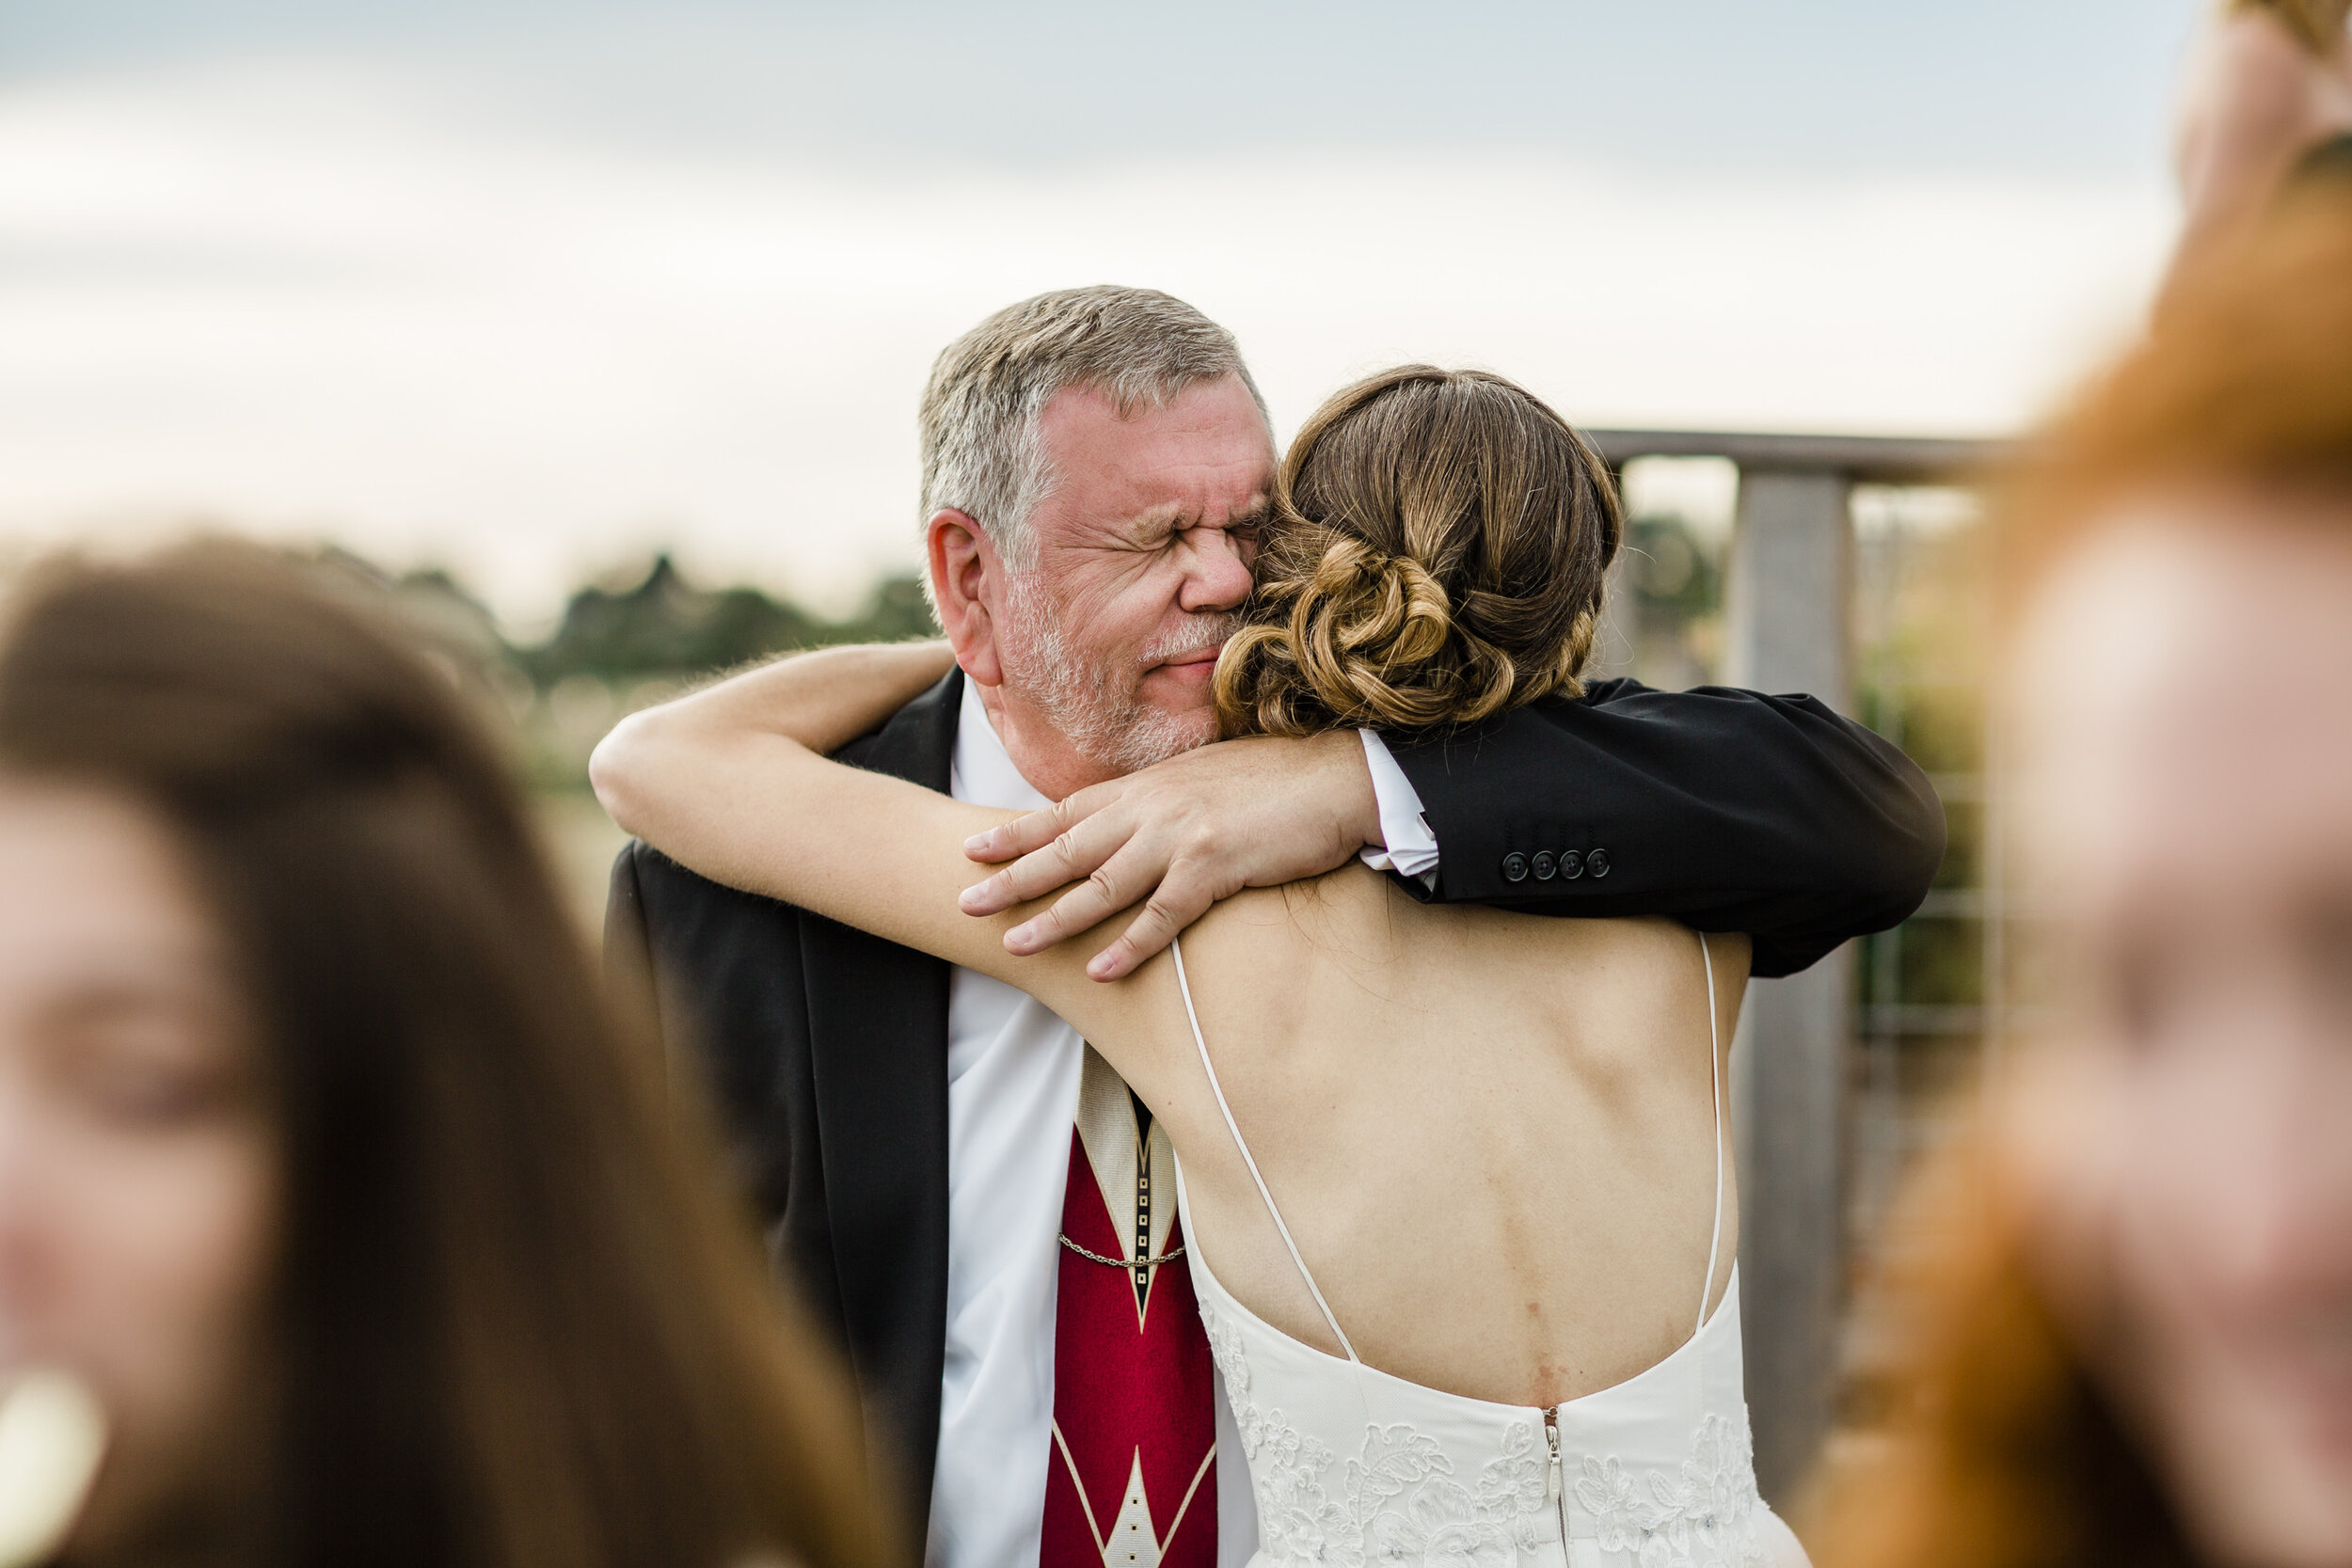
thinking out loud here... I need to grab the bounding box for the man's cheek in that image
[1063,591,1153,655]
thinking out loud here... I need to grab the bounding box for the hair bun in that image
[1307,534,1451,668]
[1216,525,1536,735]
[1211,364,1616,740]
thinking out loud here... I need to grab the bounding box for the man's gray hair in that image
[918,285,1269,570]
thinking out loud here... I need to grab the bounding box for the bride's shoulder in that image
[1182,863,1389,941]
[1528,913,1750,977]
[1183,877,1747,990]
[1172,863,1403,978]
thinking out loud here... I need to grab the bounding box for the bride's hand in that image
[958,730,1380,980]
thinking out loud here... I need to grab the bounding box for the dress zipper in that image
[1544,1404,1566,1561]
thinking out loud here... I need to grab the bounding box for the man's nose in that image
[1178,528,1253,614]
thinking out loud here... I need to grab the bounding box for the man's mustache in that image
[1140,613,1242,667]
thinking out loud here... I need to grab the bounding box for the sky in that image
[0,1,2207,628]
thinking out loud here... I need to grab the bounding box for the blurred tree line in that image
[375,552,936,791]
[515,554,936,688]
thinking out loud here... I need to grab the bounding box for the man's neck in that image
[972,681,1123,802]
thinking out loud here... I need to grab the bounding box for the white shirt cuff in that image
[1357,730,1440,888]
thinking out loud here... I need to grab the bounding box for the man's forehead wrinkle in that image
[1028,375,1271,556]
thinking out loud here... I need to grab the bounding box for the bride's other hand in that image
[959,730,1379,980]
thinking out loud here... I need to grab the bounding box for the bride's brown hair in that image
[1213,365,1621,738]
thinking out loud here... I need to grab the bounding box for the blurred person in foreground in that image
[1809,194,2352,1566]
[0,546,890,1568]
[2170,0,2352,286]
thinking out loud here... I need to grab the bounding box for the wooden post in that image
[1723,468,1854,1506]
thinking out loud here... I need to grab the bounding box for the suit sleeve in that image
[1388,680,1946,977]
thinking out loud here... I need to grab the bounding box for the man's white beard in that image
[999,573,1236,776]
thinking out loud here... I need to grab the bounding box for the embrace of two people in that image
[592,287,1944,1568]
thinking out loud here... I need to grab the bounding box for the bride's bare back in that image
[1105,866,1746,1409]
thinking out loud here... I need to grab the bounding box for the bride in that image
[594,364,1811,1568]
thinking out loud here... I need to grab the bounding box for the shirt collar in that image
[949,674,1053,813]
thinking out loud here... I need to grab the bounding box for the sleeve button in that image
[1531,850,1557,880]
[1586,847,1611,879]
[1502,851,1530,883]
[1560,850,1584,879]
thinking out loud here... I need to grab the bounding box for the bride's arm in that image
[588,644,1153,1038]
[616,641,958,760]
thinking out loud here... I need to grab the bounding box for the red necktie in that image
[1040,1048,1217,1568]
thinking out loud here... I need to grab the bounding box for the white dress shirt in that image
[1356,729,1441,885]
[925,683,1435,1568]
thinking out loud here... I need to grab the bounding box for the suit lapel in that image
[802,668,961,1522]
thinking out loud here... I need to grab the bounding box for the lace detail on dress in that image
[1205,1303,1339,1557]
[1205,1302,1544,1565]
[1572,1415,1764,1568]
[1206,1301,1768,1568]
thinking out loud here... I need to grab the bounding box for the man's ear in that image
[926,509,1007,689]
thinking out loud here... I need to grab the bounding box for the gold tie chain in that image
[1057,1234,1186,1269]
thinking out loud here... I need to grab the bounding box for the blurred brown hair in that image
[1810,175,2352,1568]
[0,545,893,1568]
[2226,0,2352,55]
[1213,365,1620,737]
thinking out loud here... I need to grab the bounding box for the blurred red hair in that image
[1808,185,2352,1568]
[2000,184,2352,603]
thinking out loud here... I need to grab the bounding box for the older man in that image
[605,286,1941,1568]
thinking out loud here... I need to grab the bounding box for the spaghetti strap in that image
[1170,936,1360,1365]
[1696,931,1727,1336]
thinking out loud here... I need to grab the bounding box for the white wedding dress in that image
[1168,934,1810,1568]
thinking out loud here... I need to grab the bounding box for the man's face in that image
[993,374,1274,780]
[2010,495,2352,1568]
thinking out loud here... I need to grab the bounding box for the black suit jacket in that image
[602,668,1942,1539]
[1389,678,1942,976]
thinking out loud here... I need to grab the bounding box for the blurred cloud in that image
[0,2,2195,626]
